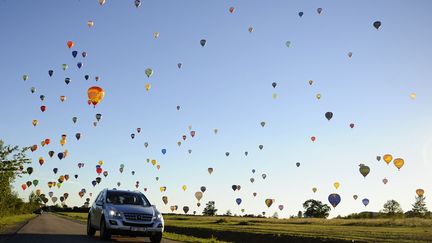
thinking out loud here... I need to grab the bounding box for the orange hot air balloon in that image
[87,86,105,107]
[383,154,393,165]
[60,96,66,102]
[67,41,74,49]
[416,189,425,197]
[393,158,404,170]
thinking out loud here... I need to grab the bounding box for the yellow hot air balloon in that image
[87,20,94,28]
[182,185,187,191]
[87,86,105,107]
[153,32,159,38]
[32,120,38,127]
[333,182,340,190]
[160,186,166,192]
[60,139,66,146]
[410,93,416,100]
[312,187,317,193]
[316,93,321,100]
[151,159,157,166]
[145,83,151,91]
[416,189,425,197]
[383,154,393,165]
[98,160,104,166]
[156,164,160,170]
[393,158,404,170]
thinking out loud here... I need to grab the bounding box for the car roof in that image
[105,189,143,195]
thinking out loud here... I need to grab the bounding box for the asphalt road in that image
[3,213,180,243]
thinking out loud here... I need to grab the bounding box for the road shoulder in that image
[0,214,37,243]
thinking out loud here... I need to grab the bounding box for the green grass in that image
[52,212,432,242]
[163,215,432,243]
[0,214,36,232]
[55,212,87,222]
[163,232,229,243]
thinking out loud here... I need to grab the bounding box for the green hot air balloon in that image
[359,164,370,178]
[145,68,153,78]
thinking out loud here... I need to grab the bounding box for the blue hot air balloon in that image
[200,39,206,47]
[298,12,304,17]
[91,180,97,187]
[57,152,64,160]
[48,70,54,77]
[84,75,89,80]
[162,149,167,155]
[53,168,58,174]
[362,198,369,206]
[72,51,78,58]
[77,62,83,69]
[328,193,341,208]
[236,198,242,205]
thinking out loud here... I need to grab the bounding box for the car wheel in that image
[150,233,162,243]
[99,217,111,240]
[87,215,96,236]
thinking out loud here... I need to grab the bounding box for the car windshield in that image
[106,191,150,206]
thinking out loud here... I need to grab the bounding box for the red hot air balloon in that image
[67,41,74,49]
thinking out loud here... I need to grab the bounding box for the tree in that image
[224,210,232,216]
[406,196,429,217]
[303,199,331,218]
[381,200,403,215]
[202,201,217,216]
[297,210,303,218]
[0,140,31,216]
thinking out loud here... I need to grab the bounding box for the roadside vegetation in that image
[0,214,36,232]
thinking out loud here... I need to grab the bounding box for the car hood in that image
[108,204,156,215]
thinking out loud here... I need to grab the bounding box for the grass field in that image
[0,214,36,232]
[54,212,432,242]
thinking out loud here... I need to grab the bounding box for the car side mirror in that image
[96,201,103,206]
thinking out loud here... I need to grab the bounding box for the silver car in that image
[87,189,164,242]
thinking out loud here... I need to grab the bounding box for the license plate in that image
[131,227,146,232]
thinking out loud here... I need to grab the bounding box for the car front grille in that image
[122,221,154,227]
[123,213,153,222]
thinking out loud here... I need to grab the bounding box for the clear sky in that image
[1,0,432,218]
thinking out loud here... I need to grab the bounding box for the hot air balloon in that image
[348,52,353,58]
[285,41,291,48]
[350,123,355,129]
[328,193,341,208]
[82,52,87,58]
[95,76,100,81]
[298,12,303,17]
[60,96,66,102]
[393,158,404,170]
[416,189,425,197]
[131,134,135,139]
[229,7,235,13]
[48,151,54,158]
[30,145,38,152]
[48,70,53,77]
[225,152,230,157]
[317,8,322,14]
[311,136,316,142]
[87,20,94,28]
[32,120,38,127]
[200,39,206,47]
[65,78,71,85]
[265,199,274,208]
[40,106,46,112]
[376,156,381,161]
[362,198,369,206]
[62,64,68,71]
[99,0,106,5]
[316,93,321,100]
[31,87,36,93]
[77,62,83,69]
[200,186,206,193]
[183,206,189,214]
[21,184,27,190]
[72,51,78,58]
[87,86,105,107]
[67,41,74,49]
[177,63,182,69]
[53,168,58,174]
[248,26,254,33]
[410,93,417,100]
[253,192,257,197]
[236,198,242,205]
[325,112,333,121]
[208,168,213,174]
[161,149,167,155]
[382,178,388,184]
[38,157,45,166]
[153,32,159,38]
[383,154,393,165]
[353,195,358,200]
[162,196,168,205]
[182,185,187,191]
[296,162,300,167]
[259,145,263,150]
[272,82,277,88]
[145,83,151,91]
[57,152,64,160]
[96,113,102,121]
[312,187,317,193]
[262,173,267,179]
[359,164,370,178]
[145,68,153,78]
[334,182,340,189]
[26,167,33,175]
[373,21,381,30]
[84,75,89,80]
[250,178,255,183]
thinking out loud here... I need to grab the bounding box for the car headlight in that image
[107,207,122,218]
[153,213,162,220]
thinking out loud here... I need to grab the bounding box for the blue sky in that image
[1,0,432,217]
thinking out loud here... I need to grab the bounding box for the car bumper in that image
[105,219,164,236]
